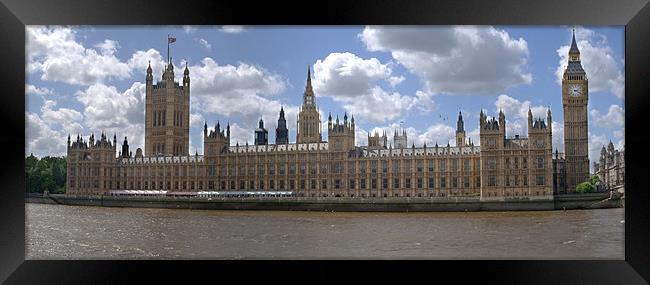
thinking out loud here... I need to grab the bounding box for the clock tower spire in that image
[561,26,589,193]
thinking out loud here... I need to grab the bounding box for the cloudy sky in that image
[26,25,624,169]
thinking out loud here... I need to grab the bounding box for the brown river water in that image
[25,203,624,259]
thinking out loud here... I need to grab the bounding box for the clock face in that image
[569,84,582,97]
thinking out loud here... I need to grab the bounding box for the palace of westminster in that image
[65,31,624,199]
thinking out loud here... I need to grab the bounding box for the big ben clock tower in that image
[562,27,589,193]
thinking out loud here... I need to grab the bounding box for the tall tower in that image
[275,107,289,144]
[456,111,466,147]
[296,66,322,143]
[394,129,407,148]
[144,58,190,157]
[562,28,589,192]
[328,112,355,152]
[255,117,268,145]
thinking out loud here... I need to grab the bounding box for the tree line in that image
[25,154,66,194]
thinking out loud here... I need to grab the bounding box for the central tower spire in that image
[303,66,315,107]
[296,64,322,143]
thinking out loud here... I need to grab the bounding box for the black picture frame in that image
[1,0,649,283]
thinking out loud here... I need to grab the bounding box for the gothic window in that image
[523,157,528,169]
[349,162,356,174]
[536,176,545,186]
[488,158,496,170]
[440,177,446,188]
[537,157,544,169]
[428,178,434,188]
[488,176,496,187]
[514,157,519,169]
[463,177,470,188]
[393,178,400,189]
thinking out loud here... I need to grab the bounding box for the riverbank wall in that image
[25,192,622,212]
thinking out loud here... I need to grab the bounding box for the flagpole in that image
[167,34,170,64]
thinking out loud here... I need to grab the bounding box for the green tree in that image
[590,174,600,187]
[25,155,67,194]
[576,181,595,193]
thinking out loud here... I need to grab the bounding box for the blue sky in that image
[26,25,624,169]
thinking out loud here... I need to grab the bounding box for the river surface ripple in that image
[26,203,624,259]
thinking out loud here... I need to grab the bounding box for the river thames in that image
[26,203,624,259]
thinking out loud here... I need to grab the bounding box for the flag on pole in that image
[168,36,176,43]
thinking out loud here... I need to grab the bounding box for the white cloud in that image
[589,133,609,168]
[341,87,416,123]
[613,129,624,140]
[228,122,253,145]
[590,104,624,128]
[313,52,393,98]
[189,113,205,127]
[27,26,131,85]
[388,75,405,87]
[25,112,67,157]
[198,38,211,50]
[313,52,415,123]
[492,94,550,137]
[40,99,84,135]
[183,26,197,34]
[186,57,300,134]
[221,26,245,34]
[74,82,146,149]
[127,48,166,77]
[94,39,119,56]
[555,26,624,98]
[551,122,564,153]
[359,26,532,95]
[414,90,437,112]
[25,84,53,96]
[494,94,548,120]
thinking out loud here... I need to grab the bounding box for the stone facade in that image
[67,33,604,201]
[66,65,555,201]
[594,141,625,193]
[478,108,554,200]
